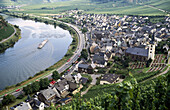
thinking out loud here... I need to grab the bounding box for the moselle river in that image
[0,14,72,90]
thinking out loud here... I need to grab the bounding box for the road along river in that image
[0,14,72,90]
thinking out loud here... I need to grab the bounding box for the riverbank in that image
[0,25,21,53]
[0,12,79,97]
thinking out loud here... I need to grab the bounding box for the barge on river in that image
[38,39,48,49]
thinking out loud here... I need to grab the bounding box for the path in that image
[81,85,93,96]
[144,4,170,14]
[0,26,16,43]
[81,74,101,96]
[105,63,115,74]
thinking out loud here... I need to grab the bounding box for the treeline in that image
[58,72,170,110]
[1,11,76,36]
[23,78,49,95]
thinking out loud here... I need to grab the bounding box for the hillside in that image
[0,0,69,6]
[7,0,168,16]
[0,0,170,15]
[61,73,170,109]
[90,0,151,4]
[0,15,14,41]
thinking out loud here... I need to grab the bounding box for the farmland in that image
[2,0,169,16]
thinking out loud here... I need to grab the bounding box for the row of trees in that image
[23,78,49,95]
[58,72,169,110]
[23,71,60,95]
[0,94,16,107]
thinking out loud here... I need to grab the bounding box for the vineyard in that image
[148,54,167,72]
[59,71,170,110]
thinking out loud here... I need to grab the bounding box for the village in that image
[7,12,170,110]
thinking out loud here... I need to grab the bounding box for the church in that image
[125,43,155,61]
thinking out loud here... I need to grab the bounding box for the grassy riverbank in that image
[0,15,14,41]
[0,25,21,53]
[0,12,79,98]
[0,15,21,52]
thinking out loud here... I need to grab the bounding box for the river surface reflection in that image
[0,14,72,90]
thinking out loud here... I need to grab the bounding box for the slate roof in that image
[80,77,88,84]
[93,52,106,65]
[29,98,43,109]
[100,74,120,83]
[15,102,32,110]
[126,47,148,57]
[68,81,77,91]
[78,64,89,69]
[65,74,75,82]
[40,88,56,100]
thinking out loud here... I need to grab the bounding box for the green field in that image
[143,0,170,12]
[0,16,14,41]
[4,0,169,16]
[82,84,117,99]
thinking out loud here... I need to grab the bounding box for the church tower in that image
[148,43,155,60]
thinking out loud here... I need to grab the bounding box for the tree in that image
[80,49,88,60]
[23,84,33,95]
[146,58,152,67]
[52,71,60,80]
[54,22,57,29]
[31,81,40,92]
[0,102,2,109]
[2,94,16,105]
[40,78,49,89]
[81,27,88,34]
[44,21,48,24]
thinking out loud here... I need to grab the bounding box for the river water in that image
[0,14,72,90]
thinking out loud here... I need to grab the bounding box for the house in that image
[115,48,123,57]
[54,79,69,94]
[78,63,94,74]
[163,44,169,51]
[100,74,120,85]
[13,102,32,110]
[92,52,107,67]
[64,74,75,82]
[53,79,70,98]
[90,45,100,54]
[67,81,77,92]
[38,88,60,106]
[79,77,89,85]
[29,98,44,110]
[73,73,82,83]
